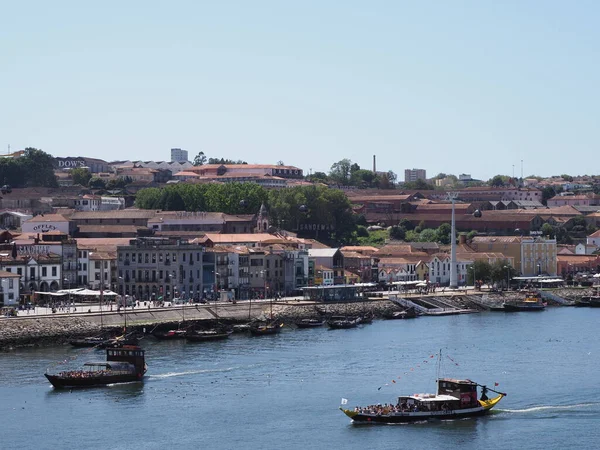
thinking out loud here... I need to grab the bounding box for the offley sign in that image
[54,158,86,168]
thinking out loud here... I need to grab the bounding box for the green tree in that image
[541,223,555,238]
[489,175,508,187]
[389,225,406,240]
[490,260,517,288]
[193,151,207,166]
[350,169,377,187]
[71,168,92,186]
[436,223,451,244]
[541,186,556,205]
[467,260,492,285]
[23,148,58,187]
[419,228,437,242]
[329,159,352,185]
[88,177,106,189]
[403,178,435,190]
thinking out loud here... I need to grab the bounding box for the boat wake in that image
[499,402,600,414]
[149,366,240,379]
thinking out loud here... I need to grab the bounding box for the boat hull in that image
[45,373,142,389]
[249,327,281,336]
[343,406,490,423]
[296,320,325,328]
[186,332,231,342]
[502,304,545,312]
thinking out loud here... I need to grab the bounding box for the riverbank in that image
[0,289,587,349]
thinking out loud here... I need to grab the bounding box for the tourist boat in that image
[185,329,232,342]
[295,318,325,328]
[503,292,546,311]
[249,321,283,336]
[340,378,505,424]
[327,316,361,329]
[45,344,147,389]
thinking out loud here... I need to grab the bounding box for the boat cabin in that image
[106,345,146,375]
[437,378,479,407]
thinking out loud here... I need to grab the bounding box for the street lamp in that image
[469,265,476,291]
[504,266,510,291]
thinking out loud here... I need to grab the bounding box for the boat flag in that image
[494,382,499,386]
[392,380,396,383]
[341,398,348,405]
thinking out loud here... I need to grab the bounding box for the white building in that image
[428,254,473,286]
[0,270,21,306]
[588,230,600,247]
[21,214,72,235]
[404,168,426,183]
[171,148,189,163]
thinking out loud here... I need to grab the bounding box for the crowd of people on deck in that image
[354,400,453,415]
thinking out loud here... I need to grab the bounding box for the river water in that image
[2,307,599,450]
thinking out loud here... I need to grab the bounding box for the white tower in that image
[448,192,458,289]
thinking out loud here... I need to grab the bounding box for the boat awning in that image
[83,362,134,370]
[403,394,459,402]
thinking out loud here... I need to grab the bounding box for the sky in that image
[2,1,599,181]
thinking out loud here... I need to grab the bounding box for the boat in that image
[327,316,361,329]
[249,321,283,336]
[503,292,546,311]
[152,329,187,340]
[295,318,325,328]
[588,297,600,307]
[186,329,232,342]
[575,296,591,307]
[69,336,112,348]
[384,307,417,320]
[45,344,147,389]
[340,377,505,424]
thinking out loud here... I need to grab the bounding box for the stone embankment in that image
[1,289,590,349]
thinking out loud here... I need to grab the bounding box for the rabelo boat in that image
[327,316,361,329]
[295,318,325,328]
[45,344,147,389]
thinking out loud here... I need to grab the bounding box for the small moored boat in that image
[384,307,417,320]
[186,329,232,342]
[503,292,546,311]
[327,316,361,329]
[295,318,325,328]
[249,321,283,336]
[45,344,147,389]
[152,329,187,340]
[340,378,505,424]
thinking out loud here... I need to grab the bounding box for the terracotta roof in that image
[589,230,600,238]
[70,210,157,220]
[339,246,379,254]
[0,270,20,278]
[203,233,281,244]
[27,214,69,223]
[77,225,142,234]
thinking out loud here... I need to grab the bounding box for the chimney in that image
[372,155,376,173]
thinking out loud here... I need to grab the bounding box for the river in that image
[2,307,599,450]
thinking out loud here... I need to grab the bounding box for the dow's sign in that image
[54,158,86,168]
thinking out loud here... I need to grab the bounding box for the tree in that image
[489,175,507,187]
[329,159,352,185]
[541,223,555,238]
[309,171,329,183]
[561,174,574,182]
[467,260,492,286]
[541,186,556,205]
[403,179,434,190]
[23,148,58,187]
[207,157,248,164]
[71,168,92,186]
[350,169,377,187]
[389,225,405,240]
[193,151,207,166]
[88,177,106,189]
[419,228,437,242]
[436,223,451,244]
[490,260,517,288]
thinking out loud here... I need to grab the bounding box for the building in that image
[428,254,474,286]
[588,230,600,247]
[0,270,21,306]
[404,169,426,183]
[116,237,216,301]
[307,248,344,284]
[53,157,110,173]
[471,236,557,276]
[170,148,189,163]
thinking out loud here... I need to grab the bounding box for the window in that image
[183,253,186,262]
[132,253,136,262]
[95,261,101,269]
[159,253,163,262]
[9,279,13,289]
[52,267,57,277]
[42,267,47,277]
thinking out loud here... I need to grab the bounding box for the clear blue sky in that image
[2,1,599,180]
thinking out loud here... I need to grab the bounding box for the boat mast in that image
[436,349,442,381]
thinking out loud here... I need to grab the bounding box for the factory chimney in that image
[372,155,376,173]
